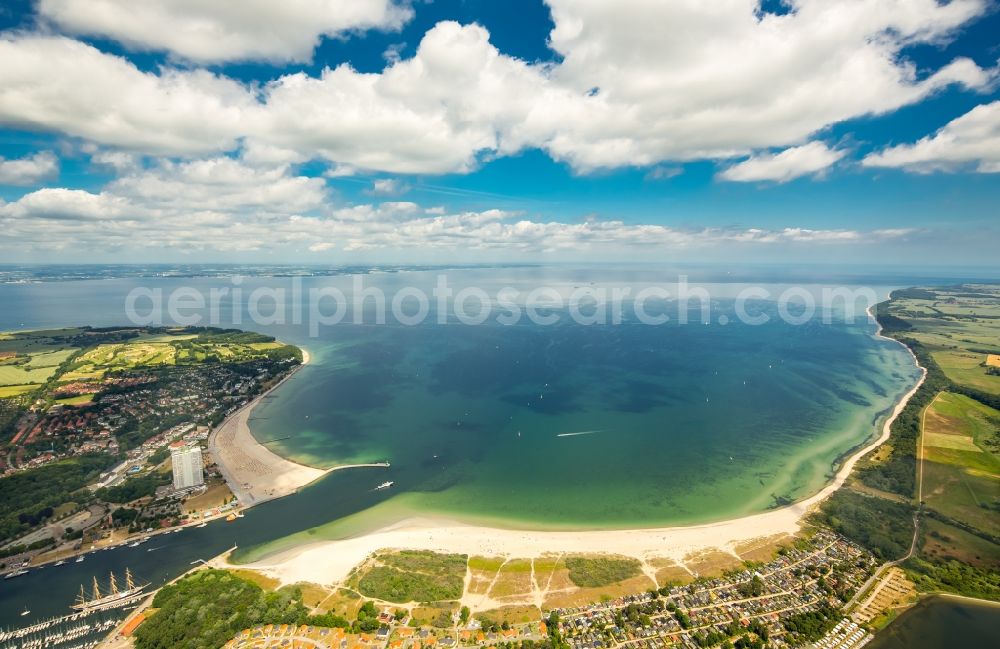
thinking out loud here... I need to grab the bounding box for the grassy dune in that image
[355,550,467,603]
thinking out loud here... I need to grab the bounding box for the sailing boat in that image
[71,568,149,612]
[20,606,29,617]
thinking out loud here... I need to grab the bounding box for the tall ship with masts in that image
[71,568,150,613]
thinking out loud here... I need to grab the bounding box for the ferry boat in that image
[375,481,394,490]
[71,568,149,613]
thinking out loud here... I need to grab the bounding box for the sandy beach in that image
[208,348,330,506]
[240,308,927,586]
[209,348,390,506]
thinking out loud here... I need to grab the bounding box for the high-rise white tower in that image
[170,443,204,490]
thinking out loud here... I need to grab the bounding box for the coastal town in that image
[0,326,303,573]
[0,528,898,649]
[131,530,893,649]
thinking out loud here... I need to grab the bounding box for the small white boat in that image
[75,555,85,563]
[197,522,207,528]
[20,606,29,617]
[55,560,67,566]
[375,481,394,490]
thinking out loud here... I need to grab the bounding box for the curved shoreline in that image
[208,347,386,507]
[239,307,928,584]
[210,345,390,508]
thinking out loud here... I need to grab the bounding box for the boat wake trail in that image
[556,430,603,438]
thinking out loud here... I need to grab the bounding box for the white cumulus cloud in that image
[539,0,992,171]
[1,187,136,221]
[0,35,258,155]
[107,157,329,214]
[0,157,918,255]
[0,151,59,185]
[256,21,557,174]
[718,142,846,183]
[367,178,410,196]
[37,0,412,63]
[863,100,1000,173]
[0,1,993,175]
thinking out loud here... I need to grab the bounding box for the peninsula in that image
[0,326,304,570]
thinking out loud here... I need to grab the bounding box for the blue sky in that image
[0,0,998,265]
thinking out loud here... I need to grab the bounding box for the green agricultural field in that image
[909,517,1000,600]
[919,517,1000,570]
[0,329,84,386]
[929,350,1000,395]
[921,392,1000,537]
[58,367,107,382]
[0,384,41,398]
[0,328,85,354]
[0,363,63,387]
[881,286,1000,396]
[25,348,76,368]
[55,393,96,406]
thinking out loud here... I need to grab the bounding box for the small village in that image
[205,531,894,649]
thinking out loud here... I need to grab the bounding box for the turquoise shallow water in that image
[252,299,920,529]
[0,268,928,627]
[0,269,922,533]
